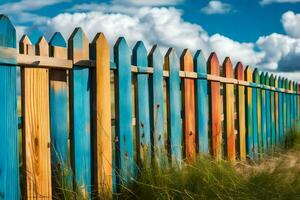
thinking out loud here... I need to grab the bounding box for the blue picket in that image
[194,50,209,154]
[270,75,276,148]
[252,69,259,157]
[165,48,182,166]
[114,37,135,185]
[260,73,267,152]
[133,41,151,164]
[0,14,19,200]
[265,73,271,150]
[148,45,166,166]
[278,78,284,143]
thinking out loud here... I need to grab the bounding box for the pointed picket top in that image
[194,50,206,74]
[270,74,275,87]
[49,32,66,47]
[278,77,282,88]
[245,65,252,82]
[133,41,148,67]
[260,72,265,85]
[289,80,293,91]
[164,48,180,71]
[148,45,163,69]
[0,14,16,48]
[235,62,244,80]
[68,27,89,62]
[207,52,219,76]
[274,76,279,88]
[92,32,110,61]
[253,68,260,83]
[223,57,233,78]
[19,35,34,55]
[36,36,49,56]
[114,37,130,66]
[180,49,193,72]
[265,72,270,85]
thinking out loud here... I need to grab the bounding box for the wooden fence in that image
[0,15,299,199]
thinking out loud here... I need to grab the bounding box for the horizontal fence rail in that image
[0,14,299,199]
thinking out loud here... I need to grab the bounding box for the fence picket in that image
[265,73,271,150]
[181,49,196,162]
[208,53,222,160]
[165,48,182,165]
[0,15,19,200]
[194,50,209,154]
[270,75,276,148]
[253,69,261,156]
[274,77,279,144]
[278,77,284,143]
[260,73,267,153]
[68,28,92,198]
[21,35,52,199]
[245,66,253,158]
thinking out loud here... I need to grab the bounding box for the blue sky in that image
[1,0,300,81]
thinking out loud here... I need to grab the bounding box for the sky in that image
[0,0,300,81]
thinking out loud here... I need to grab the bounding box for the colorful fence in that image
[0,15,299,199]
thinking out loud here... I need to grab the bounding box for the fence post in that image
[245,66,253,158]
[181,49,196,162]
[223,57,235,161]
[278,77,284,143]
[68,28,92,198]
[235,62,246,160]
[0,15,19,200]
[194,50,209,154]
[260,73,267,153]
[91,33,112,197]
[148,45,166,167]
[208,53,222,160]
[133,41,151,165]
[253,69,261,156]
[49,32,72,191]
[165,48,182,165]
[20,35,52,199]
[114,37,135,184]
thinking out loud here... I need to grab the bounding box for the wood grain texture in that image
[165,48,182,165]
[208,53,222,160]
[49,32,71,189]
[194,50,209,154]
[252,69,259,157]
[21,35,52,199]
[223,57,235,161]
[91,33,112,197]
[235,62,246,160]
[133,41,151,165]
[148,45,166,167]
[245,66,254,158]
[181,49,196,162]
[0,14,19,200]
[270,75,276,148]
[260,73,267,152]
[68,28,92,198]
[114,37,135,185]
[265,73,271,150]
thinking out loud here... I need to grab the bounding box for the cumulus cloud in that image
[260,0,300,5]
[281,11,300,38]
[112,0,183,6]
[201,1,232,15]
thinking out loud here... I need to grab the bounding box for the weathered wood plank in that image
[68,28,92,198]
[194,50,209,154]
[245,66,253,158]
[0,14,19,200]
[133,41,151,165]
[235,62,246,160]
[223,57,235,161]
[208,53,222,160]
[253,69,260,157]
[114,37,135,184]
[91,33,112,197]
[21,35,52,199]
[181,49,196,162]
[165,48,182,165]
[148,45,166,167]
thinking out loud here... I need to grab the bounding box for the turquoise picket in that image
[165,48,182,165]
[133,41,151,164]
[49,32,70,179]
[286,79,291,130]
[148,45,166,166]
[252,69,259,157]
[270,75,276,147]
[114,37,135,185]
[278,77,284,143]
[260,73,267,152]
[0,14,19,200]
[265,73,271,150]
[194,50,209,154]
[68,28,92,197]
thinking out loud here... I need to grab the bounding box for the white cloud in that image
[112,0,183,6]
[260,0,300,5]
[281,11,300,38]
[201,1,232,15]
